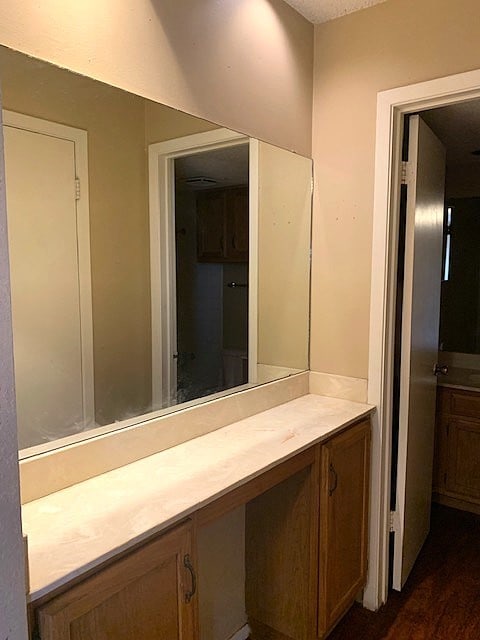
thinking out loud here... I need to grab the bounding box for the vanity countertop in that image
[437,366,480,392]
[22,393,374,603]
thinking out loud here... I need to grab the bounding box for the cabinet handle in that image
[184,554,197,603]
[329,463,338,496]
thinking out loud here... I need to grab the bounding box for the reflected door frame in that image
[148,129,258,408]
[3,110,95,456]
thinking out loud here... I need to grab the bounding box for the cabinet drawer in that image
[450,391,480,418]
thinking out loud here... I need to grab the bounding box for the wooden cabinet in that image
[31,419,372,640]
[245,418,371,640]
[246,466,318,640]
[318,419,370,638]
[34,521,197,640]
[434,387,480,512]
[196,186,248,263]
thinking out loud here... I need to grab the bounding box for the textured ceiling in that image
[283,0,387,23]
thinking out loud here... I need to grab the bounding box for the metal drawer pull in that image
[184,554,196,603]
[329,463,338,496]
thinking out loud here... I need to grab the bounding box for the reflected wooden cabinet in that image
[434,387,480,511]
[34,521,197,640]
[196,186,248,263]
[318,420,370,638]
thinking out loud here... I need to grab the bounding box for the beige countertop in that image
[22,393,374,603]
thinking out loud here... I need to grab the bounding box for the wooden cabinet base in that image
[246,418,371,640]
[246,465,319,640]
[35,521,197,640]
[31,418,372,640]
[318,420,370,638]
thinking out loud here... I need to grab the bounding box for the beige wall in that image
[0,0,313,156]
[145,100,217,144]
[311,0,480,379]
[257,141,312,371]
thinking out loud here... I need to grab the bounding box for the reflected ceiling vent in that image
[183,176,218,187]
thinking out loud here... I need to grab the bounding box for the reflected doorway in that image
[173,146,249,403]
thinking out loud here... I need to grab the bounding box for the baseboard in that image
[228,624,250,640]
[309,371,368,403]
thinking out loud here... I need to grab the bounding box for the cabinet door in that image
[225,187,248,262]
[445,417,480,500]
[196,190,226,262]
[433,413,448,493]
[318,420,370,639]
[36,521,197,640]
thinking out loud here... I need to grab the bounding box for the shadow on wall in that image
[149,0,313,143]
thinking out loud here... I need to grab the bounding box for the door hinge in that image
[75,178,81,201]
[401,161,409,185]
[389,510,399,533]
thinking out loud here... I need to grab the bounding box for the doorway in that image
[148,128,256,409]
[367,67,480,611]
[173,145,249,404]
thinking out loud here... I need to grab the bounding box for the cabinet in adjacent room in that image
[434,387,480,511]
[196,186,248,263]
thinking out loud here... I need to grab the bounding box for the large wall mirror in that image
[0,46,312,458]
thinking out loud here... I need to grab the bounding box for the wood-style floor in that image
[329,504,480,639]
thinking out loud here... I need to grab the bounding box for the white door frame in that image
[148,128,256,408]
[366,67,480,610]
[3,110,95,454]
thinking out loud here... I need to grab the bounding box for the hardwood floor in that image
[329,504,480,639]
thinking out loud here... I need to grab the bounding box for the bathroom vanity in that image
[23,395,373,640]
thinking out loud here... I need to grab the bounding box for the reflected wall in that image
[0,46,312,454]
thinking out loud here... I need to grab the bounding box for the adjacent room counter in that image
[22,393,374,602]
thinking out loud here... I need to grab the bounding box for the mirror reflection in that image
[0,46,312,455]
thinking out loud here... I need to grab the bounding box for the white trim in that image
[367,67,480,610]
[3,110,95,450]
[148,128,255,406]
[248,138,259,384]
